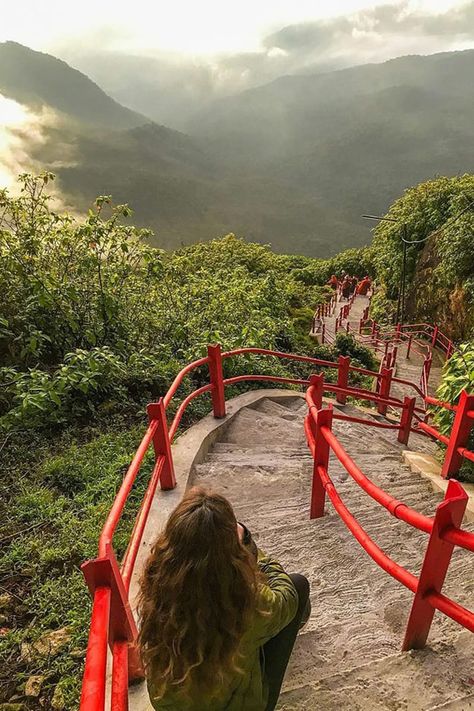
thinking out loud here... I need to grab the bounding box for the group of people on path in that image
[327,272,371,300]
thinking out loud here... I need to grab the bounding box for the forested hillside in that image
[0,42,146,129]
[369,173,474,340]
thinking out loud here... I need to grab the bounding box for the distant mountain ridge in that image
[0,42,473,257]
[0,41,148,128]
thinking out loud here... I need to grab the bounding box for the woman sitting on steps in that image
[138,486,310,711]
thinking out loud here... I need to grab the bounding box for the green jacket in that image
[148,553,298,711]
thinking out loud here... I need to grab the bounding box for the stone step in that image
[277,631,474,710]
[191,396,474,711]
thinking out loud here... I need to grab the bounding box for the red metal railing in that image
[79,321,473,710]
[304,374,474,650]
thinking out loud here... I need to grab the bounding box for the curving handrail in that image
[79,309,473,711]
[304,384,474,645]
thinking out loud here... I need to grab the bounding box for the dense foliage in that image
[369,174,474,339]
[0,174,327,434]
[432,344,474,482]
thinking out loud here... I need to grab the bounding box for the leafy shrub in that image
[0,347,181,431]
[432,343,474,482]
[334,332,377,371]
[0,175,335,433]
[369,285,397,326]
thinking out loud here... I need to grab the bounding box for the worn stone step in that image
[190,395,474,711]
[277,631,474,710]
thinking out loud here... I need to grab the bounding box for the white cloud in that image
[0,0,468,57]
[0,95,73,196]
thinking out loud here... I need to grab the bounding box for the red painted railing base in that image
[80,546,144,710]
[402,480,468,650]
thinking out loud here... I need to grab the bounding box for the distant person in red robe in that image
[327,274,338,290]
[357,276,371,296]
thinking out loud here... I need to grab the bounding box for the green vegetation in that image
[369,174,474,339]
[369,173,474,482]
[432,345,474,483]
[0,174,377,709]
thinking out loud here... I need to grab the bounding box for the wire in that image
[401,196,474,245]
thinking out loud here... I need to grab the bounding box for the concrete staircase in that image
[192,396,474,710]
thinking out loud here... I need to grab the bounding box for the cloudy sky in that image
[1,0,474,128]
[0,0,472,58]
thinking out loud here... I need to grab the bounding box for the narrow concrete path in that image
[315,292,445,403]
[192,396,474,710]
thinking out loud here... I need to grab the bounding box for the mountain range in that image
[1,41,473,256]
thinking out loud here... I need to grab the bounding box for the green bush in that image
[0,175,335,435]
[432,342,474,482]
[0,347,181,431]
[334,332,377,372]
[369,285,396,327]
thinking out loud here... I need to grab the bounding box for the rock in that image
[70,648,86,659]
[20,643,33,663]
[25,675,45,697]
[20,627,71,662]
[51,686,65,710]
[0,703,26,711]
[33,627,71,657]
[0,593,12,610]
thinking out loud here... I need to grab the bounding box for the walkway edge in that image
[402,450,474,523]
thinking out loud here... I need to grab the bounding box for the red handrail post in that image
[398,396,416,445]
[402,480,468,650]
[321,323,326,344]
[359,317,363,334]
[207,344,226,418]
[336,355,350,405]
[309,373,324,409]
[147,400,176,490]
[396,322,401,341]
[310,406,333,519]
[377,367,393,415]
[406,334,413,359]
[81,546,145,708]
[431,324,439,347]
[79,586,111,711]
[441,390,474,478]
